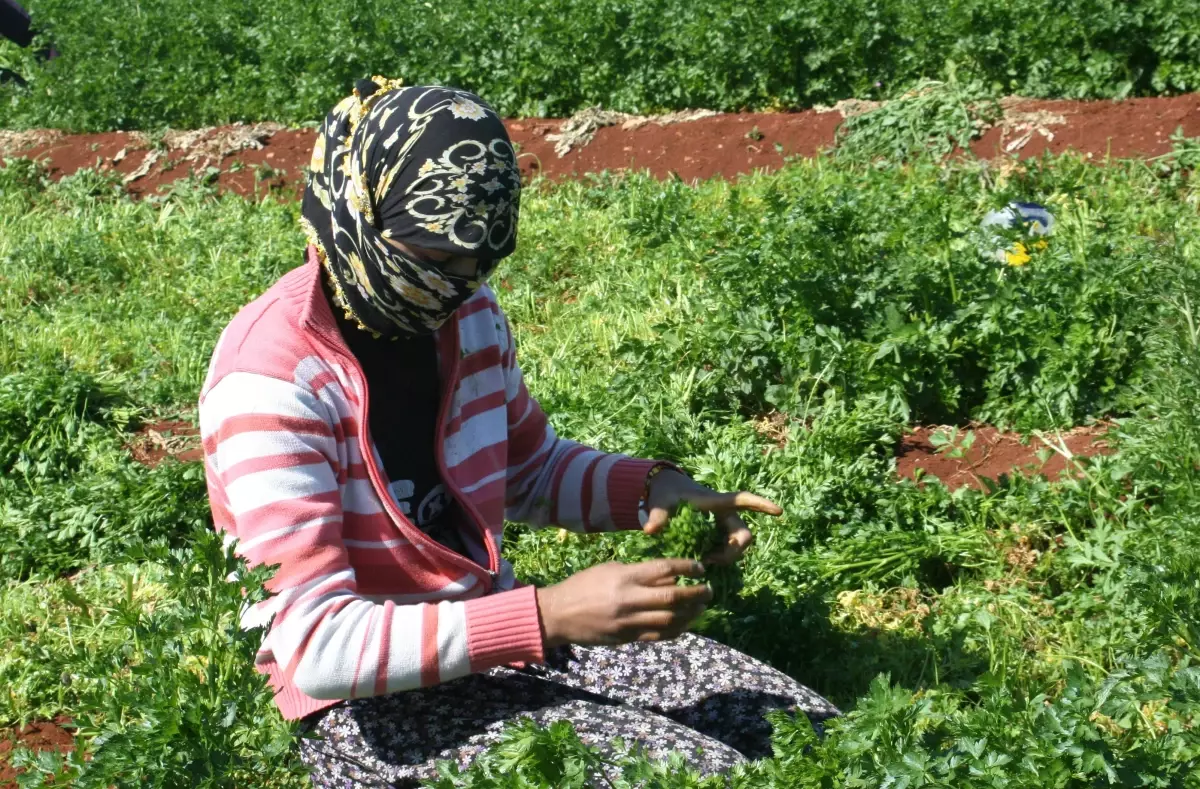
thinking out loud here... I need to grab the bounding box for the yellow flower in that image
[394,279,442,310]
[1032,239,1049,251]
[418,268,457,298]
[312,183,332,211]
[370,75,406,93]
[347,164,374,223]
[309,134,327,172]
[1005,242,1032,267]
[348,188,372,223]
[448,97,487,121]
[346,252,372,287]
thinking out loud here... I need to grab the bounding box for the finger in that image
[654,605,709,641]
[641,505,671,536]
[625,603,708,641]
[659,613,705,641]
[635,625,697,642]
[648,572,692,586]
[683,490,783,517]
[705,513,754,566]
[629,580,713,611]
[629,558,705,584]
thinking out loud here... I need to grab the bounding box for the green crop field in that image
[3,2,1200,783]
[2,0,1200,130]
[3,123,1200,784]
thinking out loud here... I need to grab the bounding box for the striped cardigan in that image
[199,248,658,721]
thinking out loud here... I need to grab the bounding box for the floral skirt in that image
[297,633,837,787]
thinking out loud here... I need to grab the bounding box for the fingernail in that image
[694,561,705,574]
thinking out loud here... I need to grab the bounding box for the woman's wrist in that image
[535,586,567,650]
[638,462,678,524]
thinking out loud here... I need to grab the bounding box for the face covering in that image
[301,78,521,339]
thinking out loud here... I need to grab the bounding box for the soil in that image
[973,94,1200,160]
[4,99,1168,481]
[125,413,1114,491]
[126,420,202,466]
[0,718,75,789]
[2,94,1196,198]
[895,425,1113,491]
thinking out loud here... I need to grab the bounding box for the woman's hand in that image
[643,470,783,565]
[536,559,712,649]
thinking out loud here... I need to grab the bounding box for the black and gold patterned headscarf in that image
[301,78,521,338]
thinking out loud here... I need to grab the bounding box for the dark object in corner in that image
[0,0,58,85]
[1,0,57,61]
[0,0,33,48]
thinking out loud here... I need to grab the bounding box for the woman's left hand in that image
[642,470,783,565]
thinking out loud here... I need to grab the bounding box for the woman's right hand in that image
[535,559,712,649]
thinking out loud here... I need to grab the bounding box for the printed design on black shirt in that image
[389,480,451,531]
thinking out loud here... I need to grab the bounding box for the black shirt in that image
[332,303,470,557]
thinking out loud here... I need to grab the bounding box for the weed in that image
[2,148,1200,785]
[1151,127,1200,174]
[930,426,977,459]
[835,77,1001,161]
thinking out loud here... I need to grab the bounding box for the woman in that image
[199,78,836,786]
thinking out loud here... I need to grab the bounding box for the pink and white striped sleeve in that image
[200,371,543,702]
[498,318,659,533]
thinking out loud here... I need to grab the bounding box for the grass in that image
[2,0,1200,130]
[1,140,1200,786]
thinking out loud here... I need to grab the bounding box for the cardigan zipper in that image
[306,304,498,592]
[434,314,503,581]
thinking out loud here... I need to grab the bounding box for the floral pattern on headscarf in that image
[301,78,521,339]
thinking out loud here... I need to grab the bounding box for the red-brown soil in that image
[3,94,1197,199]
[6,99,1159,481]
[0,718,74,789]
[973,95,1200,160]
[126,420,202,466]
[896,425,1114,491]
[123,415,1113,492]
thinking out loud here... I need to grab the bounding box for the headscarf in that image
[301,77,521,339]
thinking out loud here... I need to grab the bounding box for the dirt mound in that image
[3,94,1197,197]
[118,413,1115,490]
[6,99,1171,482]
[543,106,719,157]
[0,718,74,788]
[896,425,1113,491]
[974,95,1200,160]
[126,420,202,466]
